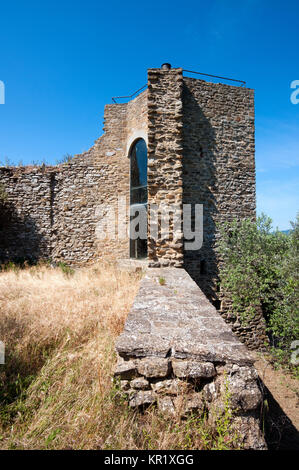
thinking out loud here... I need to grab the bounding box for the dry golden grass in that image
[0,262,237,450]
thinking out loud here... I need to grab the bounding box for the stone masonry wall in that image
[181,76,267,349]
[147,68,184,267]
[0,166,54,262]
[0,90,148,265]
[126,90,148,148]
[182,76,256,300]
[114,268,267,450]
[0,161,107,265]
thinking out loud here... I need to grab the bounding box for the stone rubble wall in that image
[147,68,184,267]
[114,268,267,450]
[180,76,267,349]
[0,90,148,265]
[0,166,55,262]
[182,77,256,301]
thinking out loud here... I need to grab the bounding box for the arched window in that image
[129,138,147,259]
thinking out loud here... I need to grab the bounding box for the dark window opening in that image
[129,138,148,259]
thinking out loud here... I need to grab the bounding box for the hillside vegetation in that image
[218,213,299,373]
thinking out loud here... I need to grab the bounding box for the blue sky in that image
[0,0,298,229]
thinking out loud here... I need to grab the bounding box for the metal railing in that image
[111,68,246,103]
[111,84,147,103]
[183,69,246,87]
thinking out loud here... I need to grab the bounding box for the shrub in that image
[217,213,299,366]
[58,262,74,277]
[268,214,299,358]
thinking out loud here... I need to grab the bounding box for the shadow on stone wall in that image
[182,81,218,304]
[0,199,46,264]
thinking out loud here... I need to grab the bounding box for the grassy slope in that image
[0,263,238,450]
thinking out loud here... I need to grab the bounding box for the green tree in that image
[268,213,299,354]
[218,214,289,324]
[217,213,299,365]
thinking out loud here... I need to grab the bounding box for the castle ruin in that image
[0,64,266,349]
[0,64,269,449]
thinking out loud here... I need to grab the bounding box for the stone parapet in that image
[114,268,267,450]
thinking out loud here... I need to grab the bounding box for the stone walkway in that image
[115,268,266,450]
[116,268,253,365]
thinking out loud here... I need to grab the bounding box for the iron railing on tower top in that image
[182,69,246,86]
[111,84,147,103]
[111,69,246,103]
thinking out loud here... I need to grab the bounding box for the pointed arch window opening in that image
[129,138,148,259]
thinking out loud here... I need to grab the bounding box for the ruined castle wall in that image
[126,90,148,150]
[0,163,102,266]
[0,91,148,265]
[89,91,148,261]
[50,161,101,264]
[182,77,256,299]
[52,102,129,264]
[0,71,268,350]
[181,77,268,350]
[52,91,148,263]
[0,166,55,262]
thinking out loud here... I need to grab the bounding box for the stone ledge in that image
[114,268,266,450]
[116,268,254,366]
[116,258,148,273]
